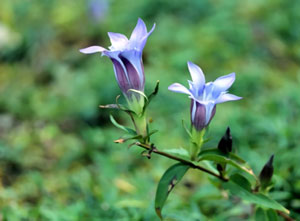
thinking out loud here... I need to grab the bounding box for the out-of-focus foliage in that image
[0,0,299,220]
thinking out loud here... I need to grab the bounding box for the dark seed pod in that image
[218,127,232,154]
[259,154,274,189]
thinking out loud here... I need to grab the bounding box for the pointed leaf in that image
[182,120,192,138]
[155,163,190,219]
[255,207,268,221]
[128,89,148,101]
[142,81,160,114]
[198,148,255,178]
[148,80,160,101]
[223,174,289,213]
[266,209,278,221]
[109,115,136,135]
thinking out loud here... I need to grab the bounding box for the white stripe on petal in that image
[215,93,242,104]
[79,46,106,54]
[168,83,191,95]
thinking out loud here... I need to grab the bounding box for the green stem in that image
[190,128,206,160]
[136,142,229,182]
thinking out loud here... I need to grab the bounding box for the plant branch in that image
[135,142,229,182]
[277,211,295,221]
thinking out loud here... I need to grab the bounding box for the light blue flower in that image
[168,61,242,131]
[80,18,155,99]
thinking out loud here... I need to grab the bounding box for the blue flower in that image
[168,61,242,131]
[80,18,155,99]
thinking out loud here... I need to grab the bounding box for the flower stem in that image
[135,142,229,182]
[190,128,205,160]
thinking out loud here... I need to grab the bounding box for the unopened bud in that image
[259,154,274,189]
[218,127,232,154]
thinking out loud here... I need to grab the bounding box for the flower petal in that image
[111,58,130,94]
[119,51,144,91]
[213,72,236,92]
[108,32,129,50]
[191,100,206,131]
[137,22,156,51]
[215,93,242,104]
[204,102,216,124]
[79,46,106,54]
[119,49,143,81]
[187,61,205,91]
[168,83,191,95]
[130,18,147,43]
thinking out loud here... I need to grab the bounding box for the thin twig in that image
[135,142,229,182]
[277,211,294,221]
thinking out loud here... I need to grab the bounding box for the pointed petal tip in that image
[79,46,106,54]
[168,83,191,95]
[149,22,156,34]
[187,61,195,67]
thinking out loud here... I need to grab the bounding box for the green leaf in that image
[255,207,268,221]
[147,80,159,102]
[109,114,136,135]
[128,89,148,101]
[230,173,252,192]
[198,149,255,178]
[142,81,159,114]
[223,174,289,213]
[182,120,192,138]
[155,163,190,220]
[266,209,278,221]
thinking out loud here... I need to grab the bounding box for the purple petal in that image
[119,50,143,83]
[215,93,242,104]
[191,100,206,131]
[119,55,143,91]
[108,32,128,50]
[130,18,147,43]
[111,58,130,94]
[187,61,205,90]
[79,46,106,54]
[213,72,236,92]
[168,83,191,95]
[190,100,216,131]
[138,23,156,51]
[204,102,216,125]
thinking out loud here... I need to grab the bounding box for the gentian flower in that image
[168,61,242,131]
[80,18,155,100]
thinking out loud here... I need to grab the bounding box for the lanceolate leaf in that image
[198,148,255,178]
[147,80,160,102]
[255,207,267,221]
[142,81,160,114]
[266,209,278,221]
[155,163,190,220]
[223,174,289,214]
[109,115,136,135]
[182,120,192,138]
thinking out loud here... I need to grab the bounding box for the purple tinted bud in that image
[169,62,242,131]
[80,18,155,99]
[190,100,216,131]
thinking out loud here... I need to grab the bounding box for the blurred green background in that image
[0,0,300,220]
